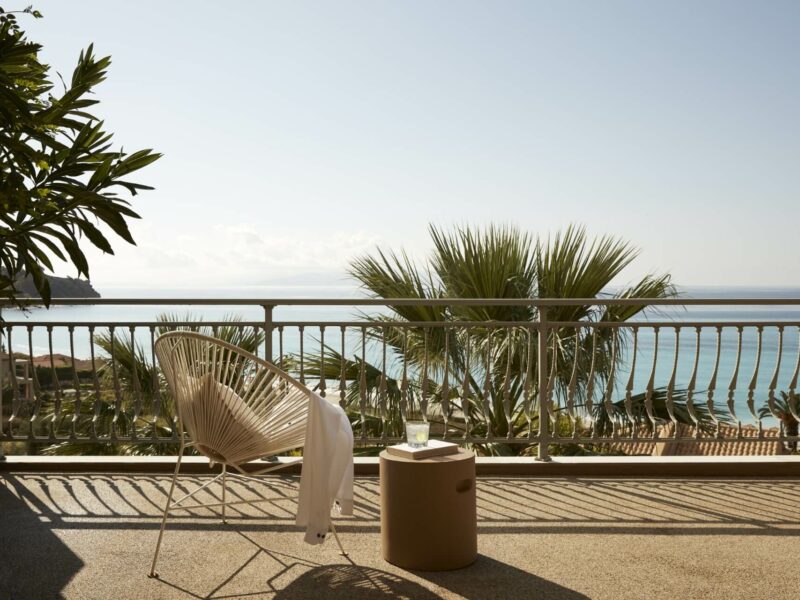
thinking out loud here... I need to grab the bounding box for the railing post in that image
[0,311,5,461]
[263,304,274,363]
[537,305,551,461]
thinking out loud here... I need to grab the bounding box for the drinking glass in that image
[405,421,430,448]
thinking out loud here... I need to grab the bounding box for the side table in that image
[379,447,477,571]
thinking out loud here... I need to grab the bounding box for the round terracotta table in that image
[379,448,477,571]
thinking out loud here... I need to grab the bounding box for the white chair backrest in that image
[155,331,311,466]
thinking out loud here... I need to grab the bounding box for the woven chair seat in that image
[157,332,310,471]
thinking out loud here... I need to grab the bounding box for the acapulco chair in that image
[148,331,346,578]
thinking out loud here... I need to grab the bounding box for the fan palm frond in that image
[300,223,679,456]
[430,223,536,322]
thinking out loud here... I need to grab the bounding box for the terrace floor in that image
[1,472,799,600]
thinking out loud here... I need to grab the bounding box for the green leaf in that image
[76,220,114,254]
[0,11,160,310]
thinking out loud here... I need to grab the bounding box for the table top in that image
[379,447,474,464]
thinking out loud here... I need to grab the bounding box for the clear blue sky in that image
[29,0,800,289]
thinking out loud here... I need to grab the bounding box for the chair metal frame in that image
[148,331,346,579]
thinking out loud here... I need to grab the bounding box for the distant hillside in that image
[15,274,101,299]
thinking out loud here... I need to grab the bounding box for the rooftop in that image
[2,470,799,600]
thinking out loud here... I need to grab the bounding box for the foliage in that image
[292,223,684,455]
[758,391,799,451]
[0,7,161,306]
[38,314,263,455]
[587,388,723,438]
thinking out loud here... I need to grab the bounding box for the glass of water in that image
[405,421,430,448]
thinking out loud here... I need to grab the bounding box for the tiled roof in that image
[656,423,787,456]
[600,423,788,456]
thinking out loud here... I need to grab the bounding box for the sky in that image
[26,0,800,290]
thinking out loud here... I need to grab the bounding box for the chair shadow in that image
[151,533,443,600]
[413,555,590,600]
[274,563,442,600]
[0,481,84,599]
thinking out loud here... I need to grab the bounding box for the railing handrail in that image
[6,297,800,307]
[4,320,800,328]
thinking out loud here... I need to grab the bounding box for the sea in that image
[3,285,800,426]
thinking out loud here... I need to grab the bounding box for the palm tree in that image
[298,224,714,456]
[39,314,264,455]
[589,388,721,438]
[758,391,799,452]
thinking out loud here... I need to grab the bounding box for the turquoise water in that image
[1,285,359,358]
[3,286,800,426]
[626,288,800,423]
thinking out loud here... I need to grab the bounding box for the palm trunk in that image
[782,416,798,452]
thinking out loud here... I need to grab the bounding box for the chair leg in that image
[148,450,183,578]
[330,521,348,557]
[221,464,227,524]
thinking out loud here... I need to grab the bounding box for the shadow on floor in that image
[275,564,441,600]
[152,533,443,600]
[4,473,799,598]
[6,474,800,536]
[0,480,84,599]
[415,555,590,600]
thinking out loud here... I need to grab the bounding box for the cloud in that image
[78,222,383,288]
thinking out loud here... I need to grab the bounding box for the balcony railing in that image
[1,297,799,458]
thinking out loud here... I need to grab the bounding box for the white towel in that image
[295,392,354,544]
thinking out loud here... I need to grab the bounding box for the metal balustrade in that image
[1,297,799,458]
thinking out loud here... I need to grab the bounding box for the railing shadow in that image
[473,477,800,536]
[4,474,800,536]
[1,473,380,533]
